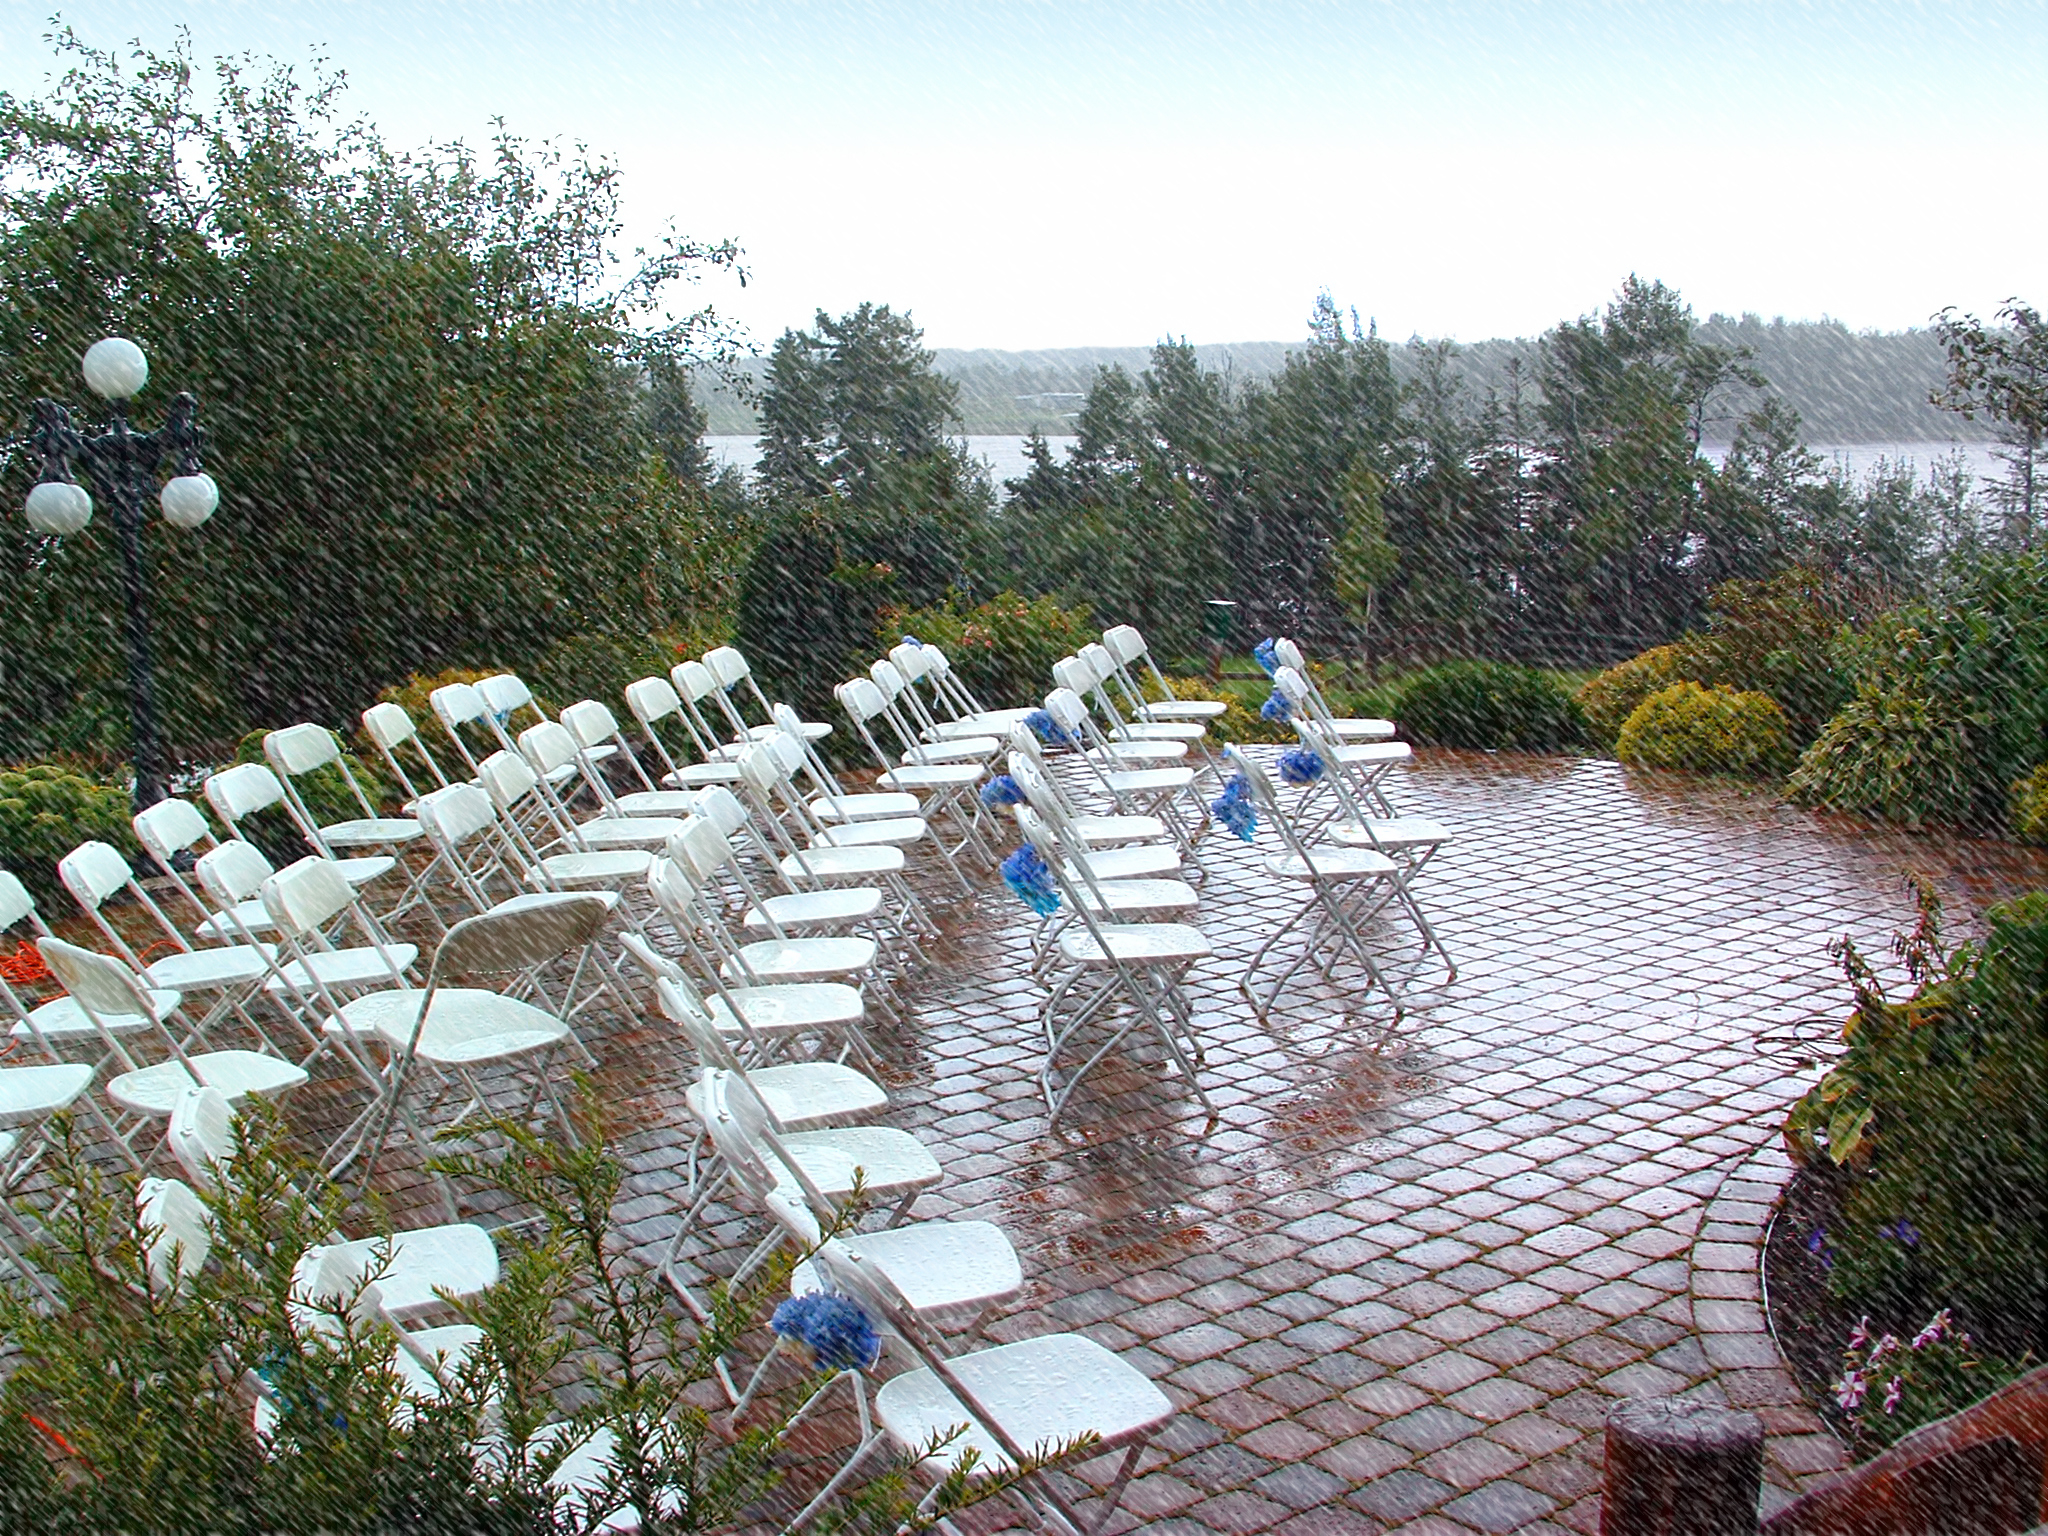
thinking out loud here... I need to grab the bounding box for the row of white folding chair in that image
[1059,642,1217,764]
[831,674,1001,869]
[1271,664,1410,818]
[885,640,1035,742]
[1097,623,1229,724]
[1034,691,1210,867]
[200,761,408,916]
[261,723,447,930]
[1263,637,1396,740]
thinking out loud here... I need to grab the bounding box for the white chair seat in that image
[344,988,571,1066]
[809,791,922,823]
[1085,740,1187,764]
[1264,848,1398,880]
[779,846,907,883]
[775,1125,941,1201]
[110,1050,309,1116]
[1137,699,1227,721]
[813,817,928,849]
[581,743,619,767]
[743,888,884,931]
[1063,845,1182,882]
[905,735,1001,762]
[685,1061,885,1134]
[294,1223,499,1322]
[877,763,984,791]
[1327,815,1452,852]
[1329,717,1397,740]
[570,816,690,850]
[196,898,277,944]
[1104,766,1195,794]
[1075,878,1199,917]
[948,707,1034,733]
[337,855,398,887]
[16,989,180,1041]
[532,851,653,888]
[613,790,700,817]
[723,936,878,985]
[1331,741,1413,766]
[1070,813,1166,845]
[1110,721,1207,742]
[497,890,621,917]
[875,1332,1173,1478]
[142,943,276,992]
[318,817,424,848]
[264,943,419,995]
[705,982,865,1038]
[0,1062,94,1125]
[662,761,745,787]
[791,1219,1020,1332]
[1058,922,1212,966]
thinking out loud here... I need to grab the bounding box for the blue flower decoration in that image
[1253,638,1280,677]
[1001,842,1061,917]
[1879,1218,1921,1248]
[1806,1225,1835,1271]
[1260,689,1291,724]
[256,1347,348,1432]
[1210,773,1258,842]
[980,773,1026,809]
[772,1292,882,1371]
[899,634,924,648]
[1024,709,1074,747]
[1277,748,1323,785]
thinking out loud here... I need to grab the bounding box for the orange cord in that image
[0,941,52,986]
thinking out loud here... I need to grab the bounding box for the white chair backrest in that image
[36,936,154,1018]
[624,676,681,728]
[134,797,212,866]
[0,870,35,934]
[736,742,782,797]
[655,976,740,1072]
[869,659,909,701]
[414,781,500,848]
[431,681,490,733]
[360,702,418,753]
[646,854,700,921]
[838,676,888,724]
[138,1177,212,1289]
[1051,654,1095,699]
[1275,638,1307,673]
[887,644,931,684]
[1044,687,1092,736]
[770,732,807,777]
[696,786,750,837]
[703,647,750,691]
[433,894,608,980]
[58,840,135,911]
[672,817,733,882]
[476,673,537,720]
[476,750,541,812]
[168,1084,235,1191]
[1103,625,1145,666]
[699,1073,783,1207]
[261,856,357,939]
[518,720,581,778]
[265,722,343,778]
[560,699,619,752]
[672,660,720,704]
[195,839,277,908]
[1079,642,1119,686]
[205,762,288,824]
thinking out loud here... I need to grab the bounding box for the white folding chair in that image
[875,651,1009,753]
[263,724,443,928]
[0,1054,110,1302]
[1222,748,1404,1022]
[892,642,1034,738]
[427,680,500,780]
[810,1235,1171,1536]
[673,811,912,971]
[660,975,886,1136]
[133,796,277,945]
[1100,624,1227,723]
[0,868,169,1076]
[1036,694,1208,869]
[559,699,701,817]
[1013,806,1213,1125]
[671,658,759,762]
[702,645,833,744]
[361,699,463,808]
[1049,655,1190,768]
[516,720,693,853]
[750,733,970,898]
[1273,665,1410,818]
[836,676,996,866]
[1271,638,1395,740]
[203,761,398,894]
[345,896,612,1214]
[623,674,746,788]
[478,671,614,769]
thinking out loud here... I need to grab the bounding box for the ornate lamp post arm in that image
[25,339,215,810]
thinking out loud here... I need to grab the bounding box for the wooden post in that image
[1604,1396,1765,1536]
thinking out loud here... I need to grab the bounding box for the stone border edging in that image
[1687,1136,1850,1513]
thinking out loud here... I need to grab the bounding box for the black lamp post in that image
[24,337,218,811]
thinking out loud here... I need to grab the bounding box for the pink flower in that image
[1834,1369,1868,1411]
[1912,1309,1951,1349]
[1883,1377,1903,1415]
[1870,1334,1900,1363]
[1847,1316,1871,1350]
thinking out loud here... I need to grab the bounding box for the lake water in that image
[707,435,2011,494]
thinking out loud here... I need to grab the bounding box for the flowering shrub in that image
[1786,683,1975,827]
[1387,660,1585,752]
[2009,763,2048,844]
[885,591,1094,708]
[1831,1308,2026,1451]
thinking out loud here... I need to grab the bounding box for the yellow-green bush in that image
[2012,765,2048,843]
[1151,676,1292,745]
[0,764,139,905]
[1615,681,1793,777]
[1576,644,1693,747]
[1786,685,1975,827]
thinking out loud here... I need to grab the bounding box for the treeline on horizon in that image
[697,314,1997,443]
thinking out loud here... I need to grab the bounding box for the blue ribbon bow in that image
[1210,773,1258,842]
[1024,709,1074,747]
[1278,747,1324,785]
[980,773,1026,809]
[1260,689,1291,724]
[1253,638,1281,677]
[771,1292,882,1370]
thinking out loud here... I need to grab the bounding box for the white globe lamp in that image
[25,480,92,536]
[82,337,148,401]
[160,472,219,530]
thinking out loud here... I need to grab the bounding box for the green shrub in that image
[1686,567,1857,741]
[1386,660,1584,752]
[889,590,1095,708]
[1786,888,2048,1362]
[1614,681,1794,777]
[1786,685,1975,827]
[0,764,137,906]
[2012,765,2048,844]
[734,507,876,722]
[1577,645,1694,749]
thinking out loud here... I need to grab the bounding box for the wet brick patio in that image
[273,749,2048,1530]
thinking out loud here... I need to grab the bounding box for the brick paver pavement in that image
[356,749,2048,1532]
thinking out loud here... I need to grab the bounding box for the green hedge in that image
[1386,660,1584,751]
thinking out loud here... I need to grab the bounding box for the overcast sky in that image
[3,3,2042,351]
